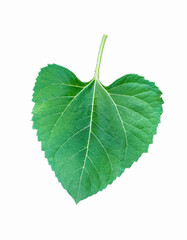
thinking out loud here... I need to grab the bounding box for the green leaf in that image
[32,35,163,203]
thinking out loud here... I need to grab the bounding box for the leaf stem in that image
[94,34,107,81]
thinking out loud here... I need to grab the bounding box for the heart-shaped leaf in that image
[32,35,163,203]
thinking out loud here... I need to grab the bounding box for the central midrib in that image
[76,80,96,202]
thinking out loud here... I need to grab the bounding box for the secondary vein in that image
[98,83,128,162]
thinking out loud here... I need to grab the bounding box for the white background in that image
[0,0,187,239]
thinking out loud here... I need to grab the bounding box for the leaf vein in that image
[34,83,83,99]
[88,155,102,188]
[98,83,128,162]
[91,131,113,174]
[116,104,153,125]
[53,125,90,159]
[47,81,92,148]
[92,120,113,139]
[76,80,96,202]
[110,93,154,108]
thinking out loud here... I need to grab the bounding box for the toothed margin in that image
[32,69,163,204]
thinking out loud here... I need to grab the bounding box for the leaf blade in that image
[32,65,163,203]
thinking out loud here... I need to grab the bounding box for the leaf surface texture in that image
[32,64,163,203]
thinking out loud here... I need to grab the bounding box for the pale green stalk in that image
[94,34,107,81]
